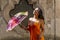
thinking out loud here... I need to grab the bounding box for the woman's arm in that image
[36,19,44,40]
[20,24,26,29]
[39,19,44,32]
[20,20,30,30]
[39,19,44,38]
[41,20,44,32]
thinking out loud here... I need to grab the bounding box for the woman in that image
[21,7,44,40]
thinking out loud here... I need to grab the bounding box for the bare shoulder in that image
[29,17,39,23]
[39,19,44,24]
[29,17,33,21]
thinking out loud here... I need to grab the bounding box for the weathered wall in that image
[0,0,60,40]
[56,0,60,37]
[0,0,20,22]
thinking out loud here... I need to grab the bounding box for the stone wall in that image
[0,0,60,40]
[56,0,60,37]
[0,0,20,22]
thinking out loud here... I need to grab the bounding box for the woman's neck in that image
[34,15,38,19]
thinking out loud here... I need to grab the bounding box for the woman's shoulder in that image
[29,17,33,21]
[40,19,44,22]
[29,17,39,23]
[39,19,44,24]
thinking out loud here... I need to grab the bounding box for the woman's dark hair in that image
[38,8,44,21]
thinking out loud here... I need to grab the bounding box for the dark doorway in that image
[9,0,33,26]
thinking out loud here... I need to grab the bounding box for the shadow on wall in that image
[44,35,60,40]
[9,0,33,26]
[9,0,33,17]
[1,36,29,40]
[1,35,60,40]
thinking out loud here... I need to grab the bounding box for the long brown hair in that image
[38,8,44,21]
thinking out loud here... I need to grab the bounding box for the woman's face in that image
[34,10,39,17]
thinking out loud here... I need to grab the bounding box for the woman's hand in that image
[19,24,26,30]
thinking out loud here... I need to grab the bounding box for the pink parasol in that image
[6,11,28,31]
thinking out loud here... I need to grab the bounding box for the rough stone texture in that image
[56,0,60,39]
[0,0,20,22]
[27,0,38,4]
[0,0,60,40]
[56,0,60,18]
[0,0,31,40]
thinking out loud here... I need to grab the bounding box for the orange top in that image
[27,18,44,40]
